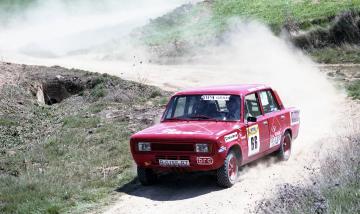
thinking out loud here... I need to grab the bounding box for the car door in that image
[244,93,270,159]
[258,90,284,151]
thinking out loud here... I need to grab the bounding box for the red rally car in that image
[130,84,300,188]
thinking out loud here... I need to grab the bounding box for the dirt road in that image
[1,27,349,213]
[2,54,348,213]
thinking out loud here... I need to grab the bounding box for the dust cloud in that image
[124,19,344,158]
[194,20,344,155]
[101,20,346,214]
[0,0,199,58]
[0,1,343,158]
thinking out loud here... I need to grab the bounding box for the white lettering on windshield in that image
[201,95,230,101]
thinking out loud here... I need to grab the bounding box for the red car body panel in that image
[130,84,300,172]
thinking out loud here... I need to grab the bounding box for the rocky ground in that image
[320,64,360,82]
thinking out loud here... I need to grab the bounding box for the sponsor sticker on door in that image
[224,132,238,143]
[290,110,300,125]
[270,135,282,148]
[247,124,260,156]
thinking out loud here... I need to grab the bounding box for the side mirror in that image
[247,116,257,122]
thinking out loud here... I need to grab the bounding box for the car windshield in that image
[163,95,241,121]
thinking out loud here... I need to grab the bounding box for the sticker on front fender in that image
[196,157,213,165]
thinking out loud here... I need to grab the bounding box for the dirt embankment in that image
[0,62,168,144]
[290,10,360,50]
[0,61,170,213]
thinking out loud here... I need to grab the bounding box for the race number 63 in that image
[247,124,260,156]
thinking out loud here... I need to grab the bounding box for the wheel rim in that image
[228,156,237,181]
[283,135,291,159]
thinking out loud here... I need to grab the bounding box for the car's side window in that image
[259,90,280,114]
[244,93,262,119]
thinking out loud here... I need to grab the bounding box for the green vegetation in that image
[140,0,360,45]
[90,84,107,99]
[310,46,360,64]
[62,115,100,128]
[139,0,360,63]
[0,118,17,126]
[139,3,215,46]
[347,80,360,99]
[318,133,360,213]
[257,132,360,213]
[0,65,167,213]
[0,114,133,213]
[212,0,360,31]
[323,181,360,213]
[0,0,35,9]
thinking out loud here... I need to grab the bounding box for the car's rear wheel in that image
[216,151,239,188]
[277,132,292,161]
[137,166,157,185]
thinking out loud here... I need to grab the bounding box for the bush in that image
[150,90,162,98]
[347,80,360,100]
[90,84,107,99]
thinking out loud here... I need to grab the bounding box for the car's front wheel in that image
[216,151,239,188]
[277,132,292,161]
[137,166,157,185]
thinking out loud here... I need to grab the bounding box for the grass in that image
[347,80,360,99]
[318,133,360,213]
[62,115,100,129]
[323,181,360,213]
[309,45,360,64]
[137,0,360,64]
[0,106,133,213]
[0,117,17,126]
[1,108,135,213]
[0,66,167,213]
[90,84,107,98]
[139,0,360,46]
[139,3,215,45]
[212,0,360,30]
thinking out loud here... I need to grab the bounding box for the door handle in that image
[263,121,268,125]
[280,115,285,120]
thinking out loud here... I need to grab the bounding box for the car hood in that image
[131,121,243,141]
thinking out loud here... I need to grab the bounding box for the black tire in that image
[216,151,239,188]
[277,132,292,161]
[137,166,157,185]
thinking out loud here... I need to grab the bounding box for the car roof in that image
[174,84,270,96]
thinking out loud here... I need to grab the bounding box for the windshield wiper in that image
[164,117,183,121]
[189,115,212,120]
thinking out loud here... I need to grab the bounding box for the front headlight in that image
[195,143,209,153]
[138,142,151,151]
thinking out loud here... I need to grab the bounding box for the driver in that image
[226,96,240,120]
[194,99,208,115]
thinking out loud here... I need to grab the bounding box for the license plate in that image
[159,159,190,167]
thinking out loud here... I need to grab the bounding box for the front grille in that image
[151,143,194,152]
